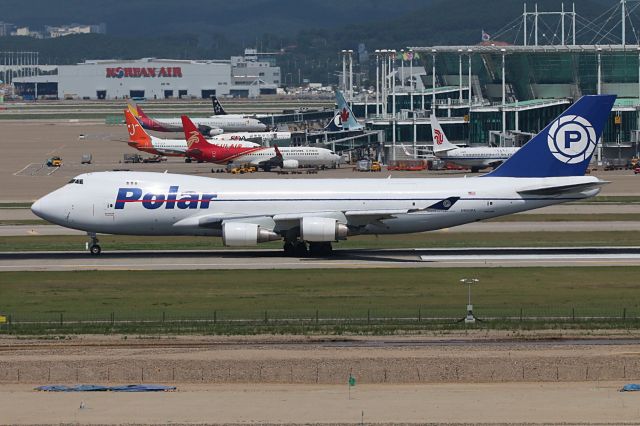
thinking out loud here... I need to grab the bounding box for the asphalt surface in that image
[2,220,639,237]
[1,246,639,271]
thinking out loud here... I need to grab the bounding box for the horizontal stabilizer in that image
[517,181,608,196]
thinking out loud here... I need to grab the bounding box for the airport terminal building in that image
[12,49,281,99]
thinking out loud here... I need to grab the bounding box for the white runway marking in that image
[13,163,37,176]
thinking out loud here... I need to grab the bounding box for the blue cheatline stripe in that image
[441,157,511,161]
[116,196,587,204]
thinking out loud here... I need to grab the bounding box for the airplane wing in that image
[171,197,461,231]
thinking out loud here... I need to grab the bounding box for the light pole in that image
[501,48,507,147]
[460,278,479,323]
[375,49,380,116]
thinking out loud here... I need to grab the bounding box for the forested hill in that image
[0,0,618,83]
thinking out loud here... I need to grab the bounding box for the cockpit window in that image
[68,178,84,184]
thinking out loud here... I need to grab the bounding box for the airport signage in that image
[106,67,183,79]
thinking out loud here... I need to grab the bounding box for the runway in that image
[2,220,640,237]
[1,246,639,271]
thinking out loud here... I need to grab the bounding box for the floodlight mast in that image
[460,278,479,324]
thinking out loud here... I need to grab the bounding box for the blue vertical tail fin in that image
[485,95,616,178]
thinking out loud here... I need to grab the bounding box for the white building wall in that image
[57,59,232,100]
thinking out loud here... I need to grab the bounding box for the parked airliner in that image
[31,95,615,257]
[123,109,259,158]
[182,116,341,171]
[431,114,519,172]
[129,103,267,135]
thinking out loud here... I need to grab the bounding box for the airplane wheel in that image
[89,244,101,255]
[471,167,480,173]
[283,241,295,256]
[309,242,332,257]
[293,241,308,257]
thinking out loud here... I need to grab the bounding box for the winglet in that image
[484,94,616,178]
[124,109,151,147]
[181,115,209,149]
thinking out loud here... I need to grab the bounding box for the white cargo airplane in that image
[32,95,615,257]
[431,114,519,173]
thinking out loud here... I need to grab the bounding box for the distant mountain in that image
[0,0,628,84]
[0,0,427,39]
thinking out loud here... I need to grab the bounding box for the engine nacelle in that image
[222,222,279,246]
[300,217,348,242]
[204,127,224,136]
[281,159,299,169]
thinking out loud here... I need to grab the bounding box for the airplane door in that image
[104,201,115,221]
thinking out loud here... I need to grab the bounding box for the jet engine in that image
[202,127,224,136]
[281,159,299,169]
[222,222,279,246]
[300,217,348,242]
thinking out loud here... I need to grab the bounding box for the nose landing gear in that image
[86,233,101,255]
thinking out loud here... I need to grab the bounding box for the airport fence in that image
[2,305,640,333]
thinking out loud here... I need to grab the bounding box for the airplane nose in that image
[31,193,65,224]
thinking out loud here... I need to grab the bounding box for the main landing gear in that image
[86,233,101,255]
[283,240,333,257]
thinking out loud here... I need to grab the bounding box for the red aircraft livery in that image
[106,67,183,78]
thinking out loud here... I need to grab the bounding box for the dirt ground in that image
[2,334,640,385]
[2,120,639,201]
[2,382,640,425]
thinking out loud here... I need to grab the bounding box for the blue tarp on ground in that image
[35,384,176,392]
[620,384,640,392]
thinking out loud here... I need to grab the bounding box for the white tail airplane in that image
[32,95,615,256]
[431,114,519,173]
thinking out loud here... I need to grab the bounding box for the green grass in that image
[0,267,639,320]
[0,220,49,226]
[0,231,639,252]
[0,203,32,209]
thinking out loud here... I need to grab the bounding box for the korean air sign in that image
[106,67,183,78]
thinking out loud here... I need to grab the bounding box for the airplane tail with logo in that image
[485,95,616,178]
[430,115,459,153]
[335,90,363,131]
[128,102,170,132]
[211,96,227,115]
[324,113,343,132]
[123,109,152,148]
[181,115,217,151]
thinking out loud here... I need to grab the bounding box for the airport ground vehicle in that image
[142,155,167,163]
[387,160,427,171]
[46,157,62,167]
[81,154,92,164]
[230,165,257,174]
[355,159,381,172]
[123,154,143,164]
[634,166,640,174]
